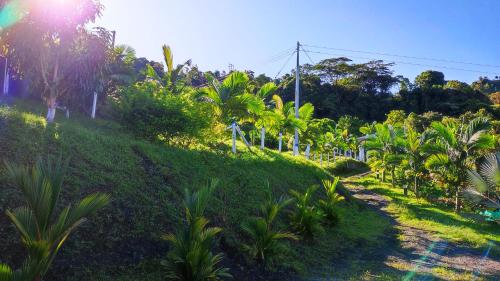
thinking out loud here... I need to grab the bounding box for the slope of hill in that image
[0,100,389,280]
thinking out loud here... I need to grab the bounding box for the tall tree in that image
[2,0,105,122]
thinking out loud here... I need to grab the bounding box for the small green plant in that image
[0,157,110,281]
[241,191,297,265]
[319,178,343,225]
[162,179,231,281]
[289,186,324,239]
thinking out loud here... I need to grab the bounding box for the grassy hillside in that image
[0,100,390,280]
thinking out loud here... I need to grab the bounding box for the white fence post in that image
[232,122,237,154]
[278,132,282,152]
[260,127,265,150]
[91,92,97,119]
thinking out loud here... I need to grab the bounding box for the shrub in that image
[162,179,231,281]
[113,81,213,144]
[319,178,343,225]
[241,192,297,266]
[289,186,324,239]
[328,158,370,177]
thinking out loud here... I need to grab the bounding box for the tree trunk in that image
[382,170,386,182]
[391,168,395,187]
[414,175,419,198]
[455,186,461,213]
[46,96,57,123]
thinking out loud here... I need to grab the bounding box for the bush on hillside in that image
[327,158,370,177]
[113,81,214,144]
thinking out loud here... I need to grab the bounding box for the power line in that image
[300,45,315,65]
[274,50,296,79]
[302,44,500,69]
[262,47,295,65]
[303,49,500,76]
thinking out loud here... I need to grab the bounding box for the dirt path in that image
[346,181,500,281]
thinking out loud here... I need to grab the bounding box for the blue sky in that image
[96,0,500,83]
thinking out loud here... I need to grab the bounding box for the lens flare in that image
[0,0,25,30]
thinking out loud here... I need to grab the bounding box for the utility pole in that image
[293,41,300,156]
[111,31,116,49]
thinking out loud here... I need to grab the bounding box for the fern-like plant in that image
[241,192,297,265]
[0,157,109,281]
[319,178,343,225]
[289,186,324,239]
[162,179,231,281]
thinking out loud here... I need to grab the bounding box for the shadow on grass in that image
[368,186,500,248]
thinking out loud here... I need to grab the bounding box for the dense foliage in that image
[0,1,498,280]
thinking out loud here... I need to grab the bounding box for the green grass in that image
[351,175,500,251]
[0,99,392,281]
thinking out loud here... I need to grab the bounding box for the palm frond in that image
[257,82,277,99]
[0,264,13,281]
[425,153,450,170]
[299,103,314,122]
[272,95,283,111]
[431,121,456,147]
[162,44,173,73]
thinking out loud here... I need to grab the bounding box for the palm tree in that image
[365,123,404,185]
[425,117,495,212]
[108,44,137,85]
[0,157,109,281]
[251,82,280,141]
[402,127,429,197]
[197,71,265,124]
[269,95,305,151]
[464,152,499,209]
[144,45,191,94]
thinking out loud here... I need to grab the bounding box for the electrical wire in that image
[300,45,315,65]
[302,49,500,76]
[262,47,295,65]
[302,44,500,69]
[274,50,296,79]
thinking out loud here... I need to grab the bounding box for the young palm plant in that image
[0,157,110,281]
[162,179,231,281]
[365,123,405,186]
[241,192,297,265]
[319,178,343,224]
[289,186,324,239]
[425,117,495,212]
